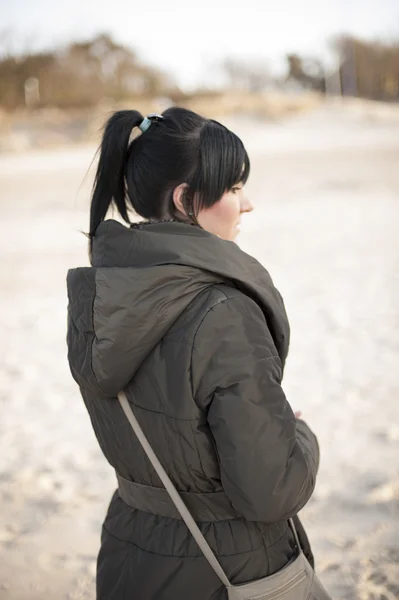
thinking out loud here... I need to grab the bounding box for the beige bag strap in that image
[118,391,301,588]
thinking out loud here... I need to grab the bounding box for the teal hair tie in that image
[139,117,152,133]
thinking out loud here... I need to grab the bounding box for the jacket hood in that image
[67,219,290,396]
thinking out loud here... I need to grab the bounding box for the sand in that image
[0,100,398,599]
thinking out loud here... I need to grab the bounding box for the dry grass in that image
[2,92,399,154]
[0,91,323,152]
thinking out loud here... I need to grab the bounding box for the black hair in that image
[89,106,250,238]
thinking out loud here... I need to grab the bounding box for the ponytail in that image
[89,110,143,238]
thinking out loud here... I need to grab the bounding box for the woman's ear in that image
[172,183,189,216]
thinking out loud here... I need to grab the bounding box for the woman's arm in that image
[192,290,319,523]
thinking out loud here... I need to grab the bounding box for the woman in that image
[67,107,320,600]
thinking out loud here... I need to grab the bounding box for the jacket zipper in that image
[246,570,307,600]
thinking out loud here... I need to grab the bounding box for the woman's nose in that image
[241,194,254,213]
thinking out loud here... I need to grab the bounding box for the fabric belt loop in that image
[116,472,240,522]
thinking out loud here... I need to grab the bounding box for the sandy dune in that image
[1,102,398,599]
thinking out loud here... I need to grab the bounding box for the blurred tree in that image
[285,37,399,101]
[0,53,55,108]
[286,54,326,92]
[0,33,175,109]
[331,35,399,101]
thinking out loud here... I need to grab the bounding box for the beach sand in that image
[1,101,398,599]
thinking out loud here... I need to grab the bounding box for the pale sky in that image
[1,0,399,89]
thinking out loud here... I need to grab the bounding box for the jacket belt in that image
[116,473,240,522]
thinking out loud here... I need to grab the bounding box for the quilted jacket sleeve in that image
[191,291,320,523]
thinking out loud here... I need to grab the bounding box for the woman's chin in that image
[233,225,241,239]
